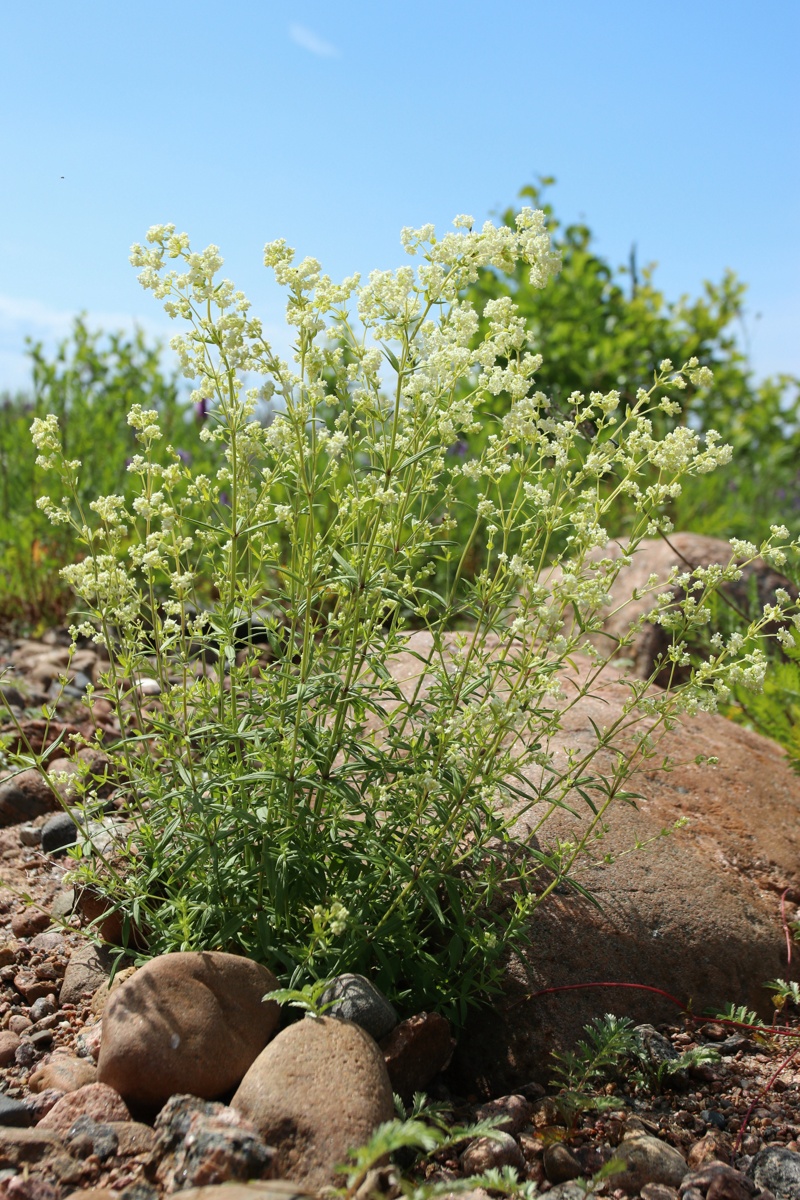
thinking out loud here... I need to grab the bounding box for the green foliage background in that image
[465,181,800,541]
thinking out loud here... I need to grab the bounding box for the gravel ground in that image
[1,629,799,1198]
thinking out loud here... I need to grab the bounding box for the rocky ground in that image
[1,629,800,1200]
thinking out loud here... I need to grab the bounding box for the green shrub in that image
[461,180,800,543]
[0,318,213,629]
[23,214,799,1020]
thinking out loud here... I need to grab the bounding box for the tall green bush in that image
[0,319,211,629]
[463,181,800,540]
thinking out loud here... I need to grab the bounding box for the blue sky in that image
[1,1,798,392]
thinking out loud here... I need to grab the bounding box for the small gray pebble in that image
[66,1114,119,1160]
[41,811,78,854]
[0,1093,32,1127]
[18,824,42,847]
[29,996,56,1022]
[14,1040,37,1067]
[50,888,75,919]
[318,973,398,1040]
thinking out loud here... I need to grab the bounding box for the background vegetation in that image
[2,182,798,773]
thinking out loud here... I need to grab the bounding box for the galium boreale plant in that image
[28,210,800,1019]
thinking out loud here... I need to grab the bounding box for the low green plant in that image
[550,1012,720,1126]
[714,1001,761,1027]
[25,211,800,1019]
[336,1091,623,1200]
[765,978,800,1015]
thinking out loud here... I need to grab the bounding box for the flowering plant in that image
[28,210,800,1016]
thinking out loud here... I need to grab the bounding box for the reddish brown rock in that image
[688,1132,733,1168]
[97,951,280,1108]
[73,886,144,949]
[11,908,51,939]
[37,1083,130,1134]
[107,1119,156,1156]
[0,1125,66,1167]
[30,1054,98,1095]
[13,969,57,1004]
[232,1016,394,1191]
[0,1030,21,1067]
[380,1012,456,1101]
[582,533,798,683]
[435,641,800,1092]
[473,1093,532,1135]
[461,1131,525,1174]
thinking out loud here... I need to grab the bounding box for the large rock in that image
[232,1016,394,1191]
[97,951,280,1108]
[585,532,798,682]
[378,631,800,1094]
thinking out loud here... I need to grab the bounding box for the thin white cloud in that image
[289,23,340,58]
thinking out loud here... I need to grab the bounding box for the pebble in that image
[747,1145,800,1200]
[40,811,78,854]
[473,1093,532,1135]
[0,1029,21,1065]
[37,1082,131,1134]
[15,1038,38,1067]
[18,823,42,847]
[681,1162,759,1199]
[153,1094,275,1191]
[50,888,75,919]
[543,1141,583,1182]
[613,1131,688,1193]
[13,976,57,1006]
[461,1130,525,1174]
[65,1113,120,1160]
[0,1176,62,1200]
[379,1011,456,1101]
[29,996,56,1022]
[0,769,59,827]
[23,1088,67,1122]
[318,972,398,1040]
[59,942,114,1006]
[0,683,26,709]
[0,1093,32,1127]
[30,1053,99,1094]
[687,1129,732,1166]
[10,908,51,939]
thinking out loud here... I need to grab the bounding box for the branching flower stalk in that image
[26,211,800,1016]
